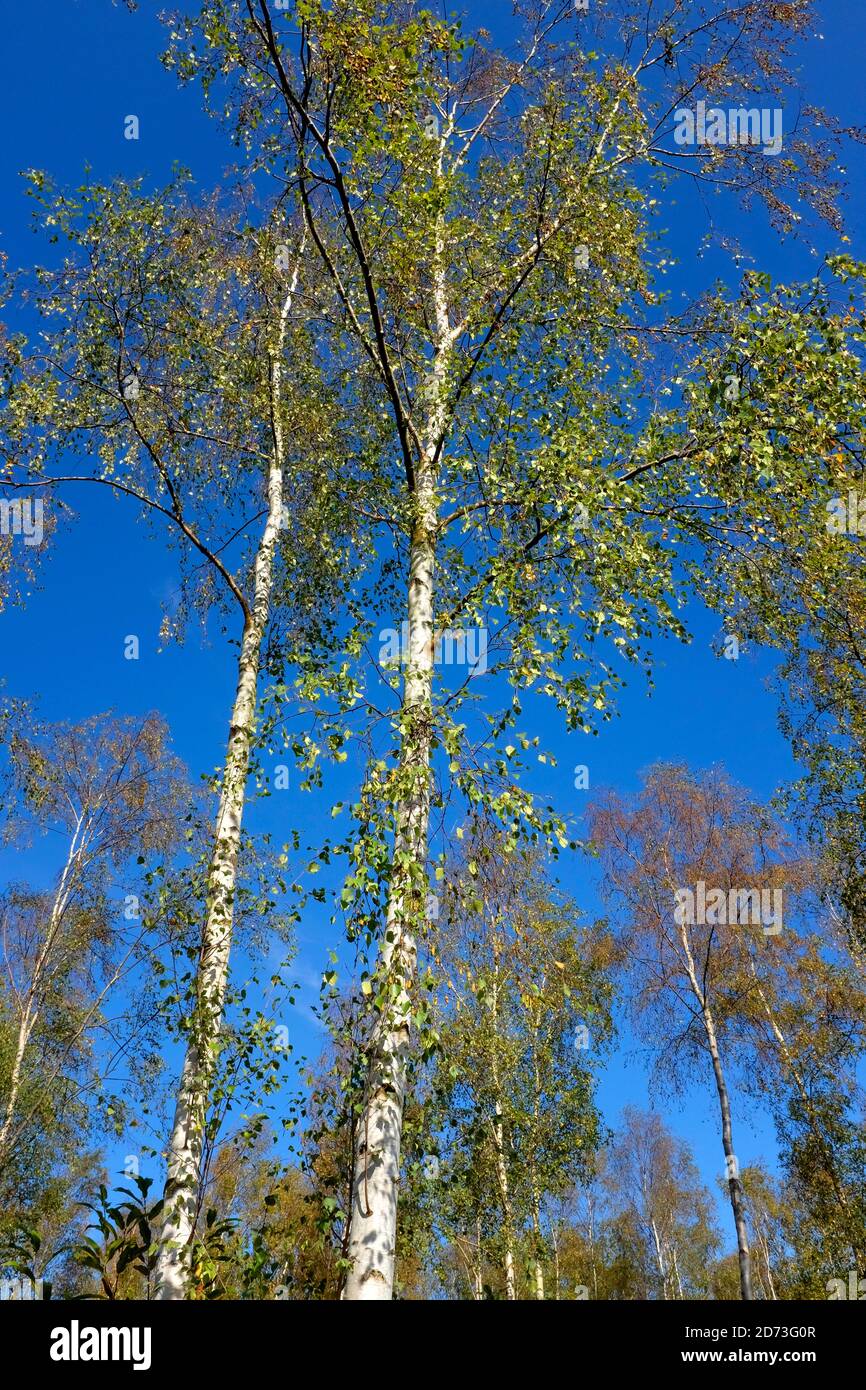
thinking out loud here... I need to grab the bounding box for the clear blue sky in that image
[2,0,865,1246]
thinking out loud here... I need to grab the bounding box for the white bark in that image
[530,1022,545,1299]
[341,523,433,1299]
[670,1242,684,1300]
[678,922,753,1300]
[589,1198,599,1301]
[494,1094,518,1302]
[342,207,451,1301]
[649,1215,668,1298]
[488,964,517,1301]
[0,818,83,1168]
[759,1230,777,1300]
[154,253,302,1299]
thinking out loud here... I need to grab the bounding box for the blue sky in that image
[2,0,865,1250]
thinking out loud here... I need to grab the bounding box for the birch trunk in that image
[0,1015,30,1168]
[488,965,517,1301]
[494,1092,517,1302]
[340,481,437,1298]
[671,1242,684,1300]
[154,260,300,1299]
[530,1025,545,1299]
[342,213,450,1301]
[705,1011,752,1300]
[746,951,858,1246]
[531,1178,544,1298]
[759,1231,778,1300]
[649,1215,668,1299]
[0,821,83,1169]
[678,923,753,1300]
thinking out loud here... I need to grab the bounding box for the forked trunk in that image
[650,1216,668,1299]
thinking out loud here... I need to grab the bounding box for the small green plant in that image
[73,1174,163,1299]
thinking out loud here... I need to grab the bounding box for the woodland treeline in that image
[0,0,865,1301]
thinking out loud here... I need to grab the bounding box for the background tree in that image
[731,906,866,1283]
[527,1115,720,1301]
[592,761,866,1299]
[603,1106,720,1300]
[778,1089,866,1295]
[413,833,613,1299]
[0,710,186,1182]
[736,1164,792,1301]
[589,763,805,1299]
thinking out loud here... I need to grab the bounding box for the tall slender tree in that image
[589,763,804,1299]
[0,182,349,1296]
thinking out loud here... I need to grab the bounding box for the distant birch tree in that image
[0,710,186,1178]
[418,836,612,1299]
[604,1107,720,1300]
[588,763,806,1299]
